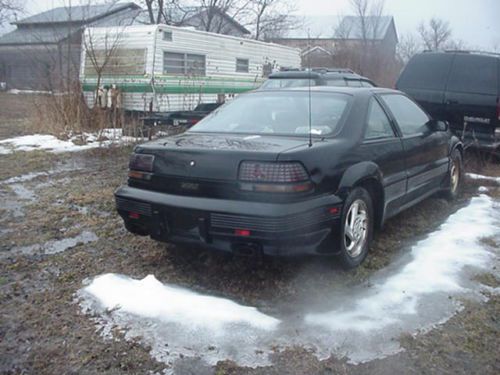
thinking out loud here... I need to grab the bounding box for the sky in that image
[4,0,500,50]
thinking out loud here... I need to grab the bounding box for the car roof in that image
[250,86,399,96]
[420,50,500,60]
[268,70,372,81]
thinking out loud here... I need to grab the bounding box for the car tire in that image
[337,187,373,269]
[444,149,463,200]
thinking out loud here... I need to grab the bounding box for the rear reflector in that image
[329,207,340,215]
[234,229,251,236]
[129,212,140,219]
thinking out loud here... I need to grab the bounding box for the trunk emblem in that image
[189,160,196,167]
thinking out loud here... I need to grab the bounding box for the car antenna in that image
[307,29,313,148]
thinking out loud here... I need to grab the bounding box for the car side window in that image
[326,79,347,86]
[446,54,498,95]
[346,80,362,87]
[380,94,430,136]
[365,98,396,140]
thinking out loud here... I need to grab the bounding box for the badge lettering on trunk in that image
[181,182,199,191]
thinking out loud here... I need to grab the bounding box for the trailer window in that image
[84,48,146,76]
[236,58,249,73]
[163,31,173,41]
[164,52,206,76]
[187,54,206,76]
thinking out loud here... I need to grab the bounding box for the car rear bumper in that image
[115,186,343,256]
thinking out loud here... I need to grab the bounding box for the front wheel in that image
[337,187,374,269]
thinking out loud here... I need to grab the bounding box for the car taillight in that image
[129,153,154,181]
[129,153,154,172]
[238,161,313,193]
[496,98,500,121]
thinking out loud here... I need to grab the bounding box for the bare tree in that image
[348,0,386,47]
[333,0,393,82]
[194,0,250,34]
[140,0,192,25]
[397,32,421,63]
[248,0,298,41]
[417,17,452,50]
[83,27,125,106]
[0,0,22,27]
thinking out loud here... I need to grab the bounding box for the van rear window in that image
[397,53,454,91]
[446,54,498,95]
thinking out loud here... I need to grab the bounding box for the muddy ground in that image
[0,92,499,375]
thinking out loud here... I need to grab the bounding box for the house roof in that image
[278,15,395,41]
[14,2,141,25]
[336,16,395,40]
[0,6,142,45]
[139,6,250,35]
[186,7,250,35]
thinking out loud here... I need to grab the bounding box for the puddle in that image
[78,194,499,372]
[44,231,98,254]
[0,188,24,218]
[9,184,36,201]
[0,162,87,221]
[1,231,98,259]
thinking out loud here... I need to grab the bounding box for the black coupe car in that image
[115,87,463,268]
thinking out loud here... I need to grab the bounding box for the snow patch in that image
[7,89,51,95]
[84,274,280,331]
[80,274,280,370]
[0,129,142,154]
[303,195,498,361]
[467,173,500,184]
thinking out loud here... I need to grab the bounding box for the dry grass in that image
[27,84,143,140]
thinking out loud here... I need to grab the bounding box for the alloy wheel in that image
[450,159,460,194]
[344,199,369,258]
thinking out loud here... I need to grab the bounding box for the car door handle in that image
[446,100,459,105]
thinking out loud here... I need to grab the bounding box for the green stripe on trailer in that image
[82,83,256,94]
[83,74,263,84]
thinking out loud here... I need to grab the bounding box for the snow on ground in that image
[466,173,500,184]
[78,194,499,371]
[7,89,51,95]
[302,194,499,362]
[84,274,280,331]
[0,129,142,154]
[79,274,280,369]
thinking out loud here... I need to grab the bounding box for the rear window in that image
[260,78,317,89]
[190,91,351,136]
[397,53,454,91]
[446,54,499,95]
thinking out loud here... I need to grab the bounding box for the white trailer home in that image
[80,24,301,112]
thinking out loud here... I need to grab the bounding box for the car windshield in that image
[189,91,350,136]
[260,78,318,89]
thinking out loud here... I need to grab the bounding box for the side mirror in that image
[427,119,448,132]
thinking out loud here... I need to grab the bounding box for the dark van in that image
[396,51,500,150]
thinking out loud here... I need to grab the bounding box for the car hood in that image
[135,132,310,180]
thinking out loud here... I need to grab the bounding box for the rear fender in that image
[336,161,383,200]
[450,136,463,158]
